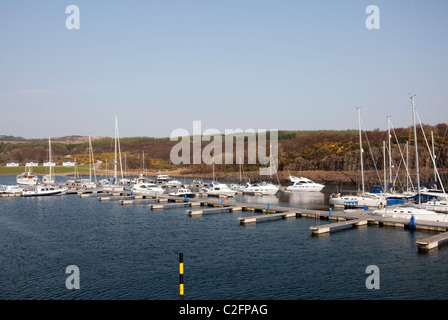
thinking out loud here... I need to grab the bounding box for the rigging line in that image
[415,110,446,197]
[391,154,405,190]
[360,117,383,187]
[389,120,415,191]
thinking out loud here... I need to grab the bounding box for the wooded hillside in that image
[1,123,447,186]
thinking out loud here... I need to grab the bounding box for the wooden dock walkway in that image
[10,186,448,251]
[309,218,369,235]
[416,231,448,250]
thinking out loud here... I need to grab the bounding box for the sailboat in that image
[329,107,386,208]
[372,96,448,222]
[242,144,280,195]
[230,157,248,191]
[16,166,38,186]
[81,135,97,189]
[374,117,416,204]
[102,116,124,192]
[204,157,237,197]
[42,138,55,185]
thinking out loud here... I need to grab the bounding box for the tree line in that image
[1,124,447,178]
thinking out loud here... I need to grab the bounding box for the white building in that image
[25,160,39,167]
[62,160,75,167]
[43,160,56,167]
[6,160,19,167]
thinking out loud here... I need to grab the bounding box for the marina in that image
[29,182,448,251]
[1,174,448,300]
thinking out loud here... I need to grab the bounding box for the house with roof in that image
[6,160,19,167]
[43,160,56,167]
[25,160,39,167]
[62,159,75,167]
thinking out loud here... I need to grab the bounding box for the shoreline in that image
[2,168,442,186]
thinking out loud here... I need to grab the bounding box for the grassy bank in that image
[0,166,90,175]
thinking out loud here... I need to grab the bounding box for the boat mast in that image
[406,141,409,192]
[113,115,124,184]
[431,131,437,189]
[88,134,96,183]
[48,137,52,180]
[383,140,386,193]
[142,150,145,175]
[212,155,215,182]
[357,107,365,194]
[239,156,242,183]
[387,116,393,192]
[114,116,118,185]
[411,95,421,207]
[88,134,92,182]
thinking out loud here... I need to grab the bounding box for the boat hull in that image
[22,188,67,197]
[132,189,164,197]
[329,195,385,208]
[170,193,195,198]
[206,191,237,197]
[372,207,448,222]
[286,185,324,192]
[102,186,124,192]
[243,188,278,195]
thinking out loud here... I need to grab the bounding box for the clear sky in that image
[1,0,447,139]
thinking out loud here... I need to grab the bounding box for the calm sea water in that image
[0,175,447,300]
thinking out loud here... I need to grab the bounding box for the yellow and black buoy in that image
[179,252,184,300]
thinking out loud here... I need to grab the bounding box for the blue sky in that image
[0,0,447,138]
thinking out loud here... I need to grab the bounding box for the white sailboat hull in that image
[102,185,124,192]
[330,194,385,207]
[131,183,164,196]
[372,207,448,222]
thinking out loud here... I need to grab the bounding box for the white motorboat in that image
[372,206,448,222]
[16,168,38,186]
[131,173,151,185]
[0,185,24,194]
[205,182,237,197]
[242,182,279,195]
[131,183,164,196]
[286,176,324,192]
[166,179,182,187]
[229,183,248,191]
[156,174,182,186]
[169,188,195,198]
[156,174,170,183]
[22,185,67,197]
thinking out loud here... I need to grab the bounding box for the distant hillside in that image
[0,135,28,143]
[1,124,447,185]
[0,135,108,144]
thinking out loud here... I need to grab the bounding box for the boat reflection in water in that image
[280,190,326,209]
